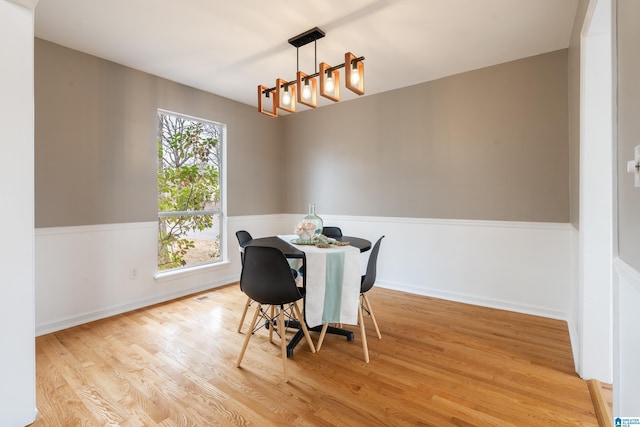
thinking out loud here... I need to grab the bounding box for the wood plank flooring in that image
[31,284,598,426]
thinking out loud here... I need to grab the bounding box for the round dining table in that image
[240,234,372,357]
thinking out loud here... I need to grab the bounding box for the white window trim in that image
[156,109,228,274]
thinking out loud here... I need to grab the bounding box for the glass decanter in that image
[304,203,323,236]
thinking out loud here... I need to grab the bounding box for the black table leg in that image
[283,321,354,358]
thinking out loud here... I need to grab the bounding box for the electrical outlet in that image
[636,145,640,188]
[627,145,640,188]
[129,268,138,280]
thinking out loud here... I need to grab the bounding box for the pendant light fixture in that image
[257,27,365,117]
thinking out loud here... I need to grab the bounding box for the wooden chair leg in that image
[317,323,329,351]
[278,306,288,382]
[363,294,382,339]
[268,305,275,344]
[237,296,252,333]
[358,299,370,363]
[237,304,261,367]
[292,302,316,353]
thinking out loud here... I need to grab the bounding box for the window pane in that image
[157,214,222,270]
[157,111,224,272]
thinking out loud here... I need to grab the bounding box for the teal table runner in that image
[322,251,345,324]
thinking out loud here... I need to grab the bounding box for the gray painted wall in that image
[35,40,570,227]
[35,38,283,227]
[568,0,589,229]
[617,1,640,270]
[283,50,569,222]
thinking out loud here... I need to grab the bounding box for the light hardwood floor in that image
[32,284,598,426]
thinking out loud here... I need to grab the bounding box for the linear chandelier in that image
[258,27,365,117]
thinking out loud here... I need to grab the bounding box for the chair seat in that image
[236,245,316,382]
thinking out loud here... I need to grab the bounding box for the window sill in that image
[154,260,231,284]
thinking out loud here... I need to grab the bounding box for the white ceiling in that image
[34,0,579,111]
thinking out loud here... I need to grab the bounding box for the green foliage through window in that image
[157,112,223,271]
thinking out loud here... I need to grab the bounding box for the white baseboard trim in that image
[567,318,581,373]
[377,279,569,321]
[35,277,237,336]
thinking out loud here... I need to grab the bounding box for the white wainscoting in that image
[613,258,640,416]
[35,215,573,335]
[296,214,573,320]
[34,217,260,335]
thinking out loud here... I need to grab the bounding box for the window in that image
[157,110,224,272]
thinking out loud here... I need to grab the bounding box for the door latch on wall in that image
[627,145,640,188]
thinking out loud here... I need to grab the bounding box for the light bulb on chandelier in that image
[302,80,312,100]
[324,74,334,92]
[282,87,291,106]
[351,64,360,85]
